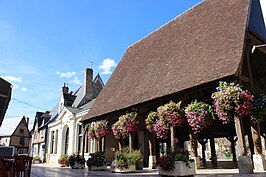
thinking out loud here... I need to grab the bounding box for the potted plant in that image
[111,147,143,173]
[158,147,196,176]
[32,156,41,164]
[87,151,107,171]
[58,155,69,167]
[68,154,86,169]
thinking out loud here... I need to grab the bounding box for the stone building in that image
[47,68,104,165]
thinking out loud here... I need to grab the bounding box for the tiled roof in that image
[82,0,252,121]
[0,77,12,127]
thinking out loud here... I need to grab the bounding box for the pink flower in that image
[174,138,178,144]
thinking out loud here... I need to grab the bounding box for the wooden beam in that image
[238,75,250,83]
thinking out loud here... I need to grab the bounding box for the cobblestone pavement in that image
[31,164,266,177]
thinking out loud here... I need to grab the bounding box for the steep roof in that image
[82,0,253,121]
[0,77,12,127]
[0,117,23,136]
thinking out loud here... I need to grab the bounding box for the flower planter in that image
[71,161,85,169]
[88,165,107,171]
[158,160,196,176]
[112,165,136,173]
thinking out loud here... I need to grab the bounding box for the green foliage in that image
[68,154,85,166]
[58,155,69,166]
[87,151,106,167]
[33,156,41,162]
[112,147,142,169]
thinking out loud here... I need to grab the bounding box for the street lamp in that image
[251,44,266,53]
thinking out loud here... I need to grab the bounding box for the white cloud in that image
[21,87,27,92]
[56,71,81,85]
[56,71,76,78]
[70,76,82,85]
[1,75,22,83]
[99,58,117,75]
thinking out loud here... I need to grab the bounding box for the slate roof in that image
[82,0,260,121]
[0,117,23,136]
[49,70,103,123]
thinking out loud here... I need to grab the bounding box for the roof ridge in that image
[128,0,204,49]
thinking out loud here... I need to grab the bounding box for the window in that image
[65,128,69,154]
[55,130,58,154]
[78,125,82,153]
[50,131,55,154]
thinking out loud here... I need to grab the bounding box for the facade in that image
[81,0,266,171]
[47,68,104,165]
[0,116,31,154]
[31,111,51,162]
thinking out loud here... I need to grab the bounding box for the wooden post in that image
[170,126,175,151]
[234,115,253,174]
[251,121,266,171]
[198,139,208,168]
[101,137,105,152]
[148,133,157,169]
[118,140,122,151]
[189,132,200,168]
[129,134,132,151]
[209,137,217,168]
[234,116,247,156]
[209,126,217,168]
[251,122,263,154]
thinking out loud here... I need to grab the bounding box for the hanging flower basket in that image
[88,120,109,141]
[185,100,214,134]
[145,101,185,139]
[112,112,139,139]
[212,81,254,124]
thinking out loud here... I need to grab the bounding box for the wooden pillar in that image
[170,126,176,151]
[209,126,217,168]
[234,116,247,156]
[101,138,105,152]
[96,140,101,151]
[148,133,157,169]
[251,122,266,171]
[251,122,263,154]
[209,137,217,168]
[198,139,208,168]
[129,134,132,151]
[234,115,253,174]
[189,132,200,168]
[118,140,122,151]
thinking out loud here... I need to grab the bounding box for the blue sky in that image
[1,0,251,123]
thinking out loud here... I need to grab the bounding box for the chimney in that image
[84,68,93,96]
[62,83,69,94]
